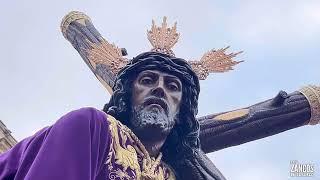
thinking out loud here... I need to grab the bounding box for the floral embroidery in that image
[104,114,175,180]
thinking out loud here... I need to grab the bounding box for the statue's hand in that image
[299,85,320,125]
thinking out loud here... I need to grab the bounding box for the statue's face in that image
[130,69,183,139]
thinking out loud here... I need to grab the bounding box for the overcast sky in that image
[1,1,320,179]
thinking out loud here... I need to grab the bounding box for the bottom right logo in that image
[290,160,315,177]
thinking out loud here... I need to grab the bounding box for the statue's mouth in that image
[143,97,168,115]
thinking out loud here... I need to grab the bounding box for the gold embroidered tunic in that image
[104,114,175,180]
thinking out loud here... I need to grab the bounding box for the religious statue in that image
[0,11,319,180]
[60,11,320,153]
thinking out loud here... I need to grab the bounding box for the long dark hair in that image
[103,52,224,180]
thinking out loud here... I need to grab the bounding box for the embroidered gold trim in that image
[104,114,175,179]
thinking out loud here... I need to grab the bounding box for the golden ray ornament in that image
[86,39,128,75]
[146,17,243,80]
[189,47,244,80]
[85,16,243,80]
[61,11,244,94]
[147,17,179,57]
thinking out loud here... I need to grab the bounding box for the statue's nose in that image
[151,79,166,98]
[151,87,165,98]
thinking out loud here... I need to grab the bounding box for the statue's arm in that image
[198,86,319,154]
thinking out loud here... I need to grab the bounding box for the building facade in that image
[0,120,17,153]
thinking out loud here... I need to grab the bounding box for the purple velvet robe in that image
[0,108,174,180]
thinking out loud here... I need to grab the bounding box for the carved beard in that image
[130,104,176,137]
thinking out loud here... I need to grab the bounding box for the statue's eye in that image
[167,82,179,91]
[140,77,153,85]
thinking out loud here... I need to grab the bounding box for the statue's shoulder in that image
[104,114,129,132]
[58,107,111,129]
[66,107,105,118]
[66,108,127,133]
[70,108,126,128]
